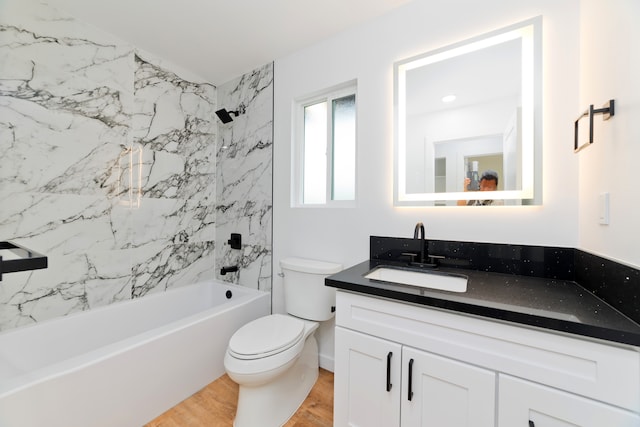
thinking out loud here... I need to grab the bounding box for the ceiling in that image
[406,38,522,115]
[47,0,414,85]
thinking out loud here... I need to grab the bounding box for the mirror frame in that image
[393,17,542,206]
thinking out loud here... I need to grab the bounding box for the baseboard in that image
[318,353,334,372]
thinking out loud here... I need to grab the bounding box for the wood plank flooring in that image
[145,368,334,427]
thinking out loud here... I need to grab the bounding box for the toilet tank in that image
[280,257,343,321]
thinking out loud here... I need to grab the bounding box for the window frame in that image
[292,81,358,208]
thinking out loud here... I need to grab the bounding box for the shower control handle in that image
[228,233,242,250]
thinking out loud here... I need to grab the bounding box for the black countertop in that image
[326,259,640,347]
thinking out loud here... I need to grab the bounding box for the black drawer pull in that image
[386,351,393,392]
[529,421,535,427]
[408,358,414,401]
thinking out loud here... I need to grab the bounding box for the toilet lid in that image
[228,314,305,360]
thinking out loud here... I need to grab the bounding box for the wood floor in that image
[145,368,334,427]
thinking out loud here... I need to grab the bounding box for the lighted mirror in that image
[394,17,541,206]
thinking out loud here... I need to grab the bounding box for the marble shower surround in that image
[0,0,226,331]
[216,63,273,291]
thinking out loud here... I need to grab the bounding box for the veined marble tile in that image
[133,53,216,141]
[1,0,219,331]
[83,249,134,308]
[129,241,215,298]
[0,41,131,197]
[0,0,134,93]
[134,54,216,201]
[0,252,93,331]
[127,194,215,248]
[0,97,128,196]
[0,195,133,332]
[216,63,273,291]
[0,0,273,331]
[0,192,121,253]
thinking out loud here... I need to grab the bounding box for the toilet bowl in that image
[224,314,319,427]
[224,314,317,386]
[224,257,342,427]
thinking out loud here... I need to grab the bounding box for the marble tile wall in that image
[216,63,273,291]
[0,1,273,332]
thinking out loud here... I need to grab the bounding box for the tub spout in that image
[220,266,239,275]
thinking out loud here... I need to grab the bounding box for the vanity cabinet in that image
[333,291,640,427]
[334,328,495,427]
[499,375,640,427]
[334,328,401,427]
[401,346,495,426]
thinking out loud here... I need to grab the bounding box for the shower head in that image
[215,108,239,124]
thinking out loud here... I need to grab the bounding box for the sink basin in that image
[364,266,468,293]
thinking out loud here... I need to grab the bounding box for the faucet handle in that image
[401,252,418,263]
[426,254,445,266]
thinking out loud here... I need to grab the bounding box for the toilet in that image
[224,257,342,427]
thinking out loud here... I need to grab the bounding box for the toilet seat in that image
[228,314,304,360]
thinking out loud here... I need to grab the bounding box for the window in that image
[294,82,357,206]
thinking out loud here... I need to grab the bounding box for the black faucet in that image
[413,222,426,263]
[407,222,443,268]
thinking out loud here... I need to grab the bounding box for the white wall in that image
[273,0,581,369]
[578,0,640,268]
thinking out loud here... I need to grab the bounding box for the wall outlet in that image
[598,192,610,225]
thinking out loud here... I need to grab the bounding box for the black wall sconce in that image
[574,99,615,152]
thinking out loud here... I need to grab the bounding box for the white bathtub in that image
[0,280,270,427]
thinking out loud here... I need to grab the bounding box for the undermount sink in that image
[364,266,468,293]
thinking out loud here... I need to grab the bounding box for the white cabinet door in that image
[401,347,496,427]
[499,375,640,427]
[334,327,402,427]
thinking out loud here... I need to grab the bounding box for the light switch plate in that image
[599,192,610,225]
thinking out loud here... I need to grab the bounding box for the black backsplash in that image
[575,249,640,325]
[370,236,640,324]
[370,236,575,279]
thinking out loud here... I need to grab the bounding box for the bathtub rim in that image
[0,280,269,399]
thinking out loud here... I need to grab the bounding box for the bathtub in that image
[0,280,270,427]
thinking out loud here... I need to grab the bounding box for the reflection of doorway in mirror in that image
[433,157,448,206]
[434,157,446,193]
[464,154,504,191]
[431,133,503,196]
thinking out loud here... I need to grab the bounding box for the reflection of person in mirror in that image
[457,169,505,206]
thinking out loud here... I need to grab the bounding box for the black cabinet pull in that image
[386,351,393,392]
[529,421,535,427]
[408,358,414,401]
